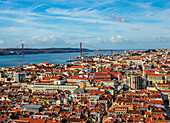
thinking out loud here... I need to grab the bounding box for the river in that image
[0,51,116,68]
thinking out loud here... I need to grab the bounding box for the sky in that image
[0,0,170,49]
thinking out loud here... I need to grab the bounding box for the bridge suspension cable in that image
[66,43,80,49]
[83,43,98,49]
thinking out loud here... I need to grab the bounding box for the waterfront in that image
[0,51,114,68]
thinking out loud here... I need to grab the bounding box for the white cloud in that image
[53,16,114,24]
[96,37,101,42]
[46,7,130,23]
[15,35,68,48]
[0,40,4,44]
[116,35,122,39]
[152,35,156,39]
[105,13,130,22]
[152,35,170,42]
[129,2,152,9]
[84,41,89,43]
[0,9,115,25]
[46,7,100,18]
[109,35,130,44]
[109,37,115,42]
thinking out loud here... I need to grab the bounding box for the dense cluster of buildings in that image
[0,49,170,123]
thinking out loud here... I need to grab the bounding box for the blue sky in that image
[0,0,170,49]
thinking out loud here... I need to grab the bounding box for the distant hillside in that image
[0,48,92,56]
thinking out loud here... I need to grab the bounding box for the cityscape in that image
[0,48,170,122]
[0,0,170,123]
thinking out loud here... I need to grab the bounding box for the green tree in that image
[31,75,36,81]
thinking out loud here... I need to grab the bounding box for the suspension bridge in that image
[20,42,125,57]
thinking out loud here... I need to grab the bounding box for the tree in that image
[31,75,36,81]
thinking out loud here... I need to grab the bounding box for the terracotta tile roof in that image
[0,118,6,122]
[18,118,46,123]
[43,77,51,80]
[86,91,104,94]
[148,74,163,76]
[148,100,163,104]
[46,120,60,123]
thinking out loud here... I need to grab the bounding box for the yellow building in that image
[80,82,84,88]
[1,67,10,70]
[80,82,91,88]
[86,82,91,87]
[42,62,48,66]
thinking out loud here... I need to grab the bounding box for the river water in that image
[0,51,117,68]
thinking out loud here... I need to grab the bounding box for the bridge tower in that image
[22,44,24,56]
[80,42,82,57]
